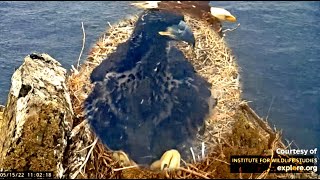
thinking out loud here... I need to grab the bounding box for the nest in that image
[66,14,315,179]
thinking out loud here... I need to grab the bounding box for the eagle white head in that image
[210,7,237,22]
[131,1,161,9]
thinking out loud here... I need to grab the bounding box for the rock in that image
[0,53,73,178]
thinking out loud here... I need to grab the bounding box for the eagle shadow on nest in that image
[84,8,217,170]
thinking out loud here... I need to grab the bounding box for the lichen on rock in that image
[0,53,73,178]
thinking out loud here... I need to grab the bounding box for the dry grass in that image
[179,15,241,159]
[66,15,317,179]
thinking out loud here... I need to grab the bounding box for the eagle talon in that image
[112,150,137,167]
[150,149,181,171]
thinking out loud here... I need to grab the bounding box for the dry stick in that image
[239,102,279,149]
[221,23,240,37]
[257,133,277,179]
[107,22,113,28]
[266,96,275,121]
[69,119,88,138]
[77,22,86,70]
[71,137,98,179]
[178,167,210,179]
[190,147,196,164]
[113,165,139,172]
[212,158,230,165]
[201,142,205,160]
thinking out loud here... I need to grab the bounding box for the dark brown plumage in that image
[84,9,215,166]
[132,1,223,33]
[161,1,223,32]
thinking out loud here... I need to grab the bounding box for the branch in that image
[71,137,98,179]
[77,22,86,70]
[222,23,241,34]
[178,167,210,179]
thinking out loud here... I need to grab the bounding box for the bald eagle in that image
[131,1,237,34]
[84,9,216,169]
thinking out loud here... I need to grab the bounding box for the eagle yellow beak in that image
[225,15,237,22]
[158,20,195,47]
[158,30,175,38]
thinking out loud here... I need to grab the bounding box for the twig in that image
[107,21,113,28]
[77,22,86,70]
[69,119,88,138]
[212,158,230,165]
[201,142,205,160]
[75,138,97,153]
[181,158,188,167]
[257,141,275,179]
[71,65,79,75]
[113,165,139,172]
[266,96,275,121]
[178,167,210,179]
[190,147,196,164]
[222,23,241,33]
[240,102,282,150]
[71,137,98,179]
[239,102,275,136]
